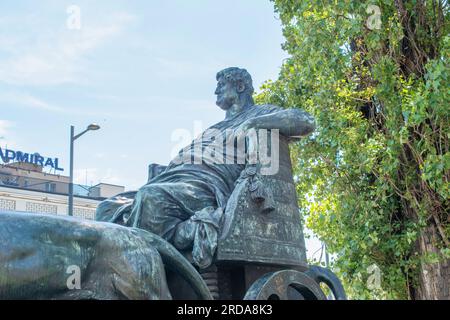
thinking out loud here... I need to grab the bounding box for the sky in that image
[0,0,326,262]
[0,0,289,188]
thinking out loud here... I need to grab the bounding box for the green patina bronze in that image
[0,67,346,300]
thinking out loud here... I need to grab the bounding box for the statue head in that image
[215,67,254,111]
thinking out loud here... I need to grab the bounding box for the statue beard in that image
[217,93,240,111]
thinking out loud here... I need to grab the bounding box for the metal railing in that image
[0,172,102,199]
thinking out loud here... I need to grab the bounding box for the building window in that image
[0,199,16,211]
[25,202,57,214]
[45,183,56,193]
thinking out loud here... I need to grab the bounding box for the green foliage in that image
[258,0,449,299]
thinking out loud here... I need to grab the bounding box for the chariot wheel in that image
[243,270,326,300]
[305,266,347,300]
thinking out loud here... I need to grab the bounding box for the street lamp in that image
[68,123,100,216]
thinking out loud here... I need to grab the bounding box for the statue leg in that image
[126,182,217,251]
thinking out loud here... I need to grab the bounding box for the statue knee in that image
[137,184,161,207]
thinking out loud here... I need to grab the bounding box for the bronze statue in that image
[0,211,212,299]
[97,67,316,270]
[1,67,346,300]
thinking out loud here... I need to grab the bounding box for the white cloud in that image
[0,12,136,86]
[74,167,123,187]
[0,120,12,137]
[0,92,65,112]
[102,168,123,185]
[0,120,16,148]
[154,56,220,80]
[0,91,135,118]
[74,168,99,186]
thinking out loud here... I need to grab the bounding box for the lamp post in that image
[68,123,100,216]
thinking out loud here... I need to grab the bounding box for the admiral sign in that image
[0,147,64,171]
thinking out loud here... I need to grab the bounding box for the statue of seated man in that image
[98,67,315,269]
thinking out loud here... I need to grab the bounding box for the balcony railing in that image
[0,172,103,200]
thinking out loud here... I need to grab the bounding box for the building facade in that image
[0,162,124,220]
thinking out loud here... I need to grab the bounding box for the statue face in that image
[215,77,239,110]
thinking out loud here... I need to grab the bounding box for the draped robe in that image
[125,104,281,268]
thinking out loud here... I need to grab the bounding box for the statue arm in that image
[244,108,315,137]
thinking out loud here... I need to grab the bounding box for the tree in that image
[257,0,449,299]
